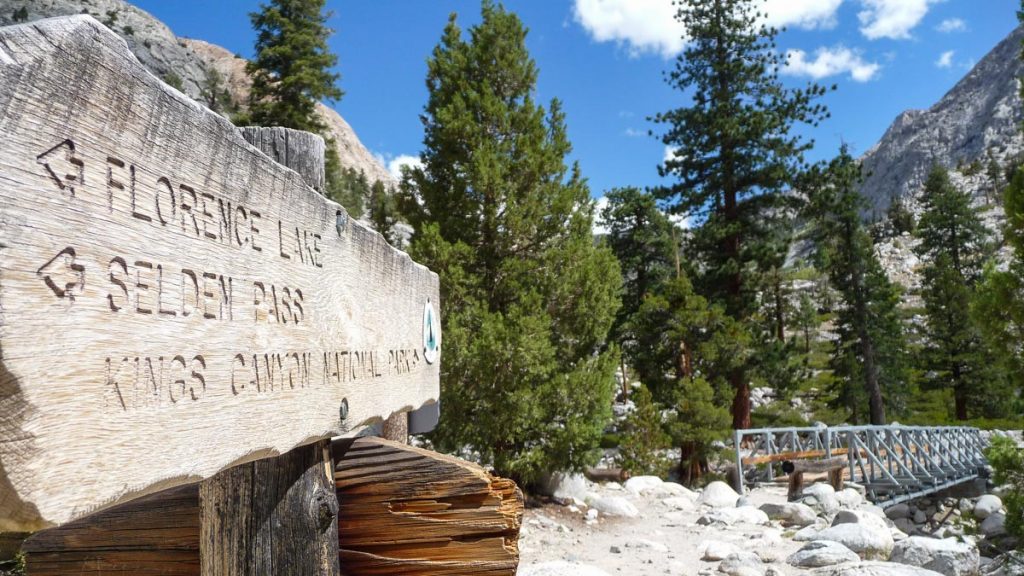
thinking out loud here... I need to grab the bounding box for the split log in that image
[333,437,523,575]
[21,485,200,576]
[584,467,629,483]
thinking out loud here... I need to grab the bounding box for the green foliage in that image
[247,0,342,133]
[11,7,28,23]
[616,384,671,477]
[599,187,678,369]
[667,376,731,485]
[324,148,367,218]
[805,147,908,424]
[405,2,621,484]
[915,165,1000,420]
[986,436,1024,542]
[794,292,817,353]
[368,180,399,246]
[122,25,134,36]
[653,0,830,429]
[162,71,184,92]
[886,193,916,237]
[200,67,236,116]
[974,168,1024,417]
[102,9,118,28]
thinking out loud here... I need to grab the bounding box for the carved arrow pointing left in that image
[37,139,84,196]
[37,247,85,302]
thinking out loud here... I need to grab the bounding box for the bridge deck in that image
[733,425,987,507]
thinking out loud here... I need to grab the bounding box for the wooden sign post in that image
[0,13,440,540]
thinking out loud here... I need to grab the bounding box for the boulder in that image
[814,522,895,560]
[584,495,639,518]
[699,481,741,508]
[540,472,589,502]
[836,488,865,509]
[810,561,947,576]
[624,475,663,495]
[803,483,841,516]
[974,496,1003,520]
[833,509,893,533]
[983,551,1024,576]
[698,506,770,526]
[760,502,818,527]
[888,504,913,520]
[518,561,613,576]
[701,540,741,561]
[980,513,1007,537]
[795,523,826,541]
[890,537,980,576]
[787,540,861,568]
[651,482,698,499]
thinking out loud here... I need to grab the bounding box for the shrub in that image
[616,384,670,477]
[986,435,1024,543]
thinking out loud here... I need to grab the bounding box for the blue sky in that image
[134,0,1020,201]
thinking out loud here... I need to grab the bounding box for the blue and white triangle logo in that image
[423,299,439,364]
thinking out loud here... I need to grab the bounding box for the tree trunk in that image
[860,330,886,425]
[731,371,751,430]
[953,365,968,420]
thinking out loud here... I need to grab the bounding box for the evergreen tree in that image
[654,0,830,429]
[795,292,817,354]
[668,376,731,486]
[368,180,399,246]
[807,147,907,424]
[616,384,671,477]
[246,0,341,133]
[599,187,678,378]
[402,2,621,483]
[973,168,1024,419]
[200,67,236,116]
[886,193,916,237]
[915,165,992,420]
[325,165,367,218]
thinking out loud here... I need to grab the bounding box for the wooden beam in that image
[334,437,523,575]
[199,440,340,575]
[21,485,200,576]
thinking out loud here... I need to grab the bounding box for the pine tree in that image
[915,165,992,420]
[654,0,830,429]
[246,0,341,133]
[795,292,817,354]
[599,187,678,379]
[886,193,916,237]
[368,180,399,246]
[667,376,731,486]
[616,384,671,477]
[325,165,367,218]
[973,168,1024,419]
[807,147,907,424]
[402,2,621,483]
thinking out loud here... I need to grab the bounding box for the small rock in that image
[701,540,741,561]
[803,483,841,516]
[787,540,861,568]
[699,481,741,508]
[586,508,599,521]
[539,472,589,502]
[760,502,818,527]
[610,545,622,554]
[605,481,622,491]
[652,482,699,499]
[626,538,669,553]
[794,523,825,541]
[698,506,770,526]
[913,510,928,524]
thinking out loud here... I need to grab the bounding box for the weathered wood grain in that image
[0,15,440,531]
[199,440,340,576]
[334,437,523,575]
[21,484,200,575]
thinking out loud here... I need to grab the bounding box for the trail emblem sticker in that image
[423,299,439,364]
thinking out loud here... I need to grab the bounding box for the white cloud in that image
[762,0,843,30]
[572,0,844,58]
[935,50,955,69]
[784,46,881,82]
[572,0,684,58]
[663,145,678,165]
[386,154,423,180]
[624,127,645,137]
[857,0,938,40]
[936,18,966,33]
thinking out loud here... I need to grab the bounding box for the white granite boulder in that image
[890,536,979,576]
[974,495,1003,520]
[787,540,861,568]
[814,521,895,560]
[699,481,741,508]
[760,502,818,527]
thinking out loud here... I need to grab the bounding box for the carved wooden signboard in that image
[0,16,440,532]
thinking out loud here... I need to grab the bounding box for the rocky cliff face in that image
[0,0,394,186]
[859,26,1024,215]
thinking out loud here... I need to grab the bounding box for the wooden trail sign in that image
[0,15,440,532]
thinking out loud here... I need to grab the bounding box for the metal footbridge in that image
[732,425,988,507]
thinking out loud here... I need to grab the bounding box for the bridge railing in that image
[732,424,988,506]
